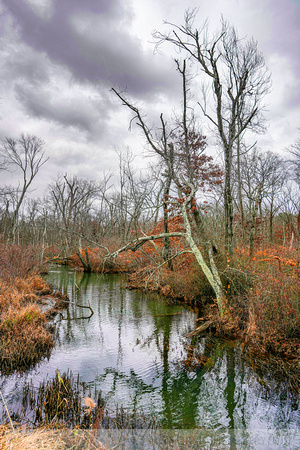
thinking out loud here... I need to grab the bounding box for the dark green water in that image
[1,267,300,448]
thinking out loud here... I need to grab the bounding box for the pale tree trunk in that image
[181,193,228,316]
[236,137,245,231]
[224,148,234,254]
[269,201,274,243]
[163,175,173,270]
[41,210,47,264]
[3,200,9,242]
[249,184,262,257]
[12,184,27,241]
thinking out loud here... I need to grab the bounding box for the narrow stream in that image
[1,266,300,448]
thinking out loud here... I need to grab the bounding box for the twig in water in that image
[0,389,15,434]
[63,298,94,317]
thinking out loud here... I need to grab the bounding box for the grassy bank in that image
[0,244,66,374]
[232,246,300,356]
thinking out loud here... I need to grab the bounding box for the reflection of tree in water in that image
[93,365,203,428]
[141,294,198,427]
[122,301,245,431]
[76,271,91,293]
[87,296,203,428]
[225,347,238,449]
[117,288,124,367]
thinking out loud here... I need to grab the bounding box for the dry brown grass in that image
[0,426,109,449]
[28,276,52,292]
[0,245,57,374]
[0,426,64,450]
[0,281,21,309]
[0,302,54,374]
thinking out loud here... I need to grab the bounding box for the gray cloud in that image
[4,47,49,86]
[0,0,299,194]
[2,0,177,97]
[14,81,110,137]
[266,0,300,71]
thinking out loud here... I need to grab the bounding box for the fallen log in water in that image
[185,320,214,338]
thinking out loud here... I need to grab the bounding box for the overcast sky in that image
[0,0,299,193]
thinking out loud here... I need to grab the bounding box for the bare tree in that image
[283,184,300,244]
[48,174,100,253]
[236,148,287,253]
[153,10,271,253]
[288,136,300,236]
[99,150,160,245]
[289,137,300,182]
[0,134,48,239]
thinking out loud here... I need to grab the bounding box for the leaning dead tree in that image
[153,10,271,253]
[111,84,228,316]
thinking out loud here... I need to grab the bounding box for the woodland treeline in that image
[0,135,299,257]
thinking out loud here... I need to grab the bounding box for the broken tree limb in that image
[109,232,186,258]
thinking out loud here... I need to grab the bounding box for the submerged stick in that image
[63,299,94,317]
